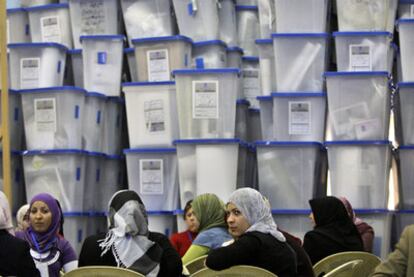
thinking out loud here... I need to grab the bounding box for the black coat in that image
[0,230,40,277]
[78,231,182,277]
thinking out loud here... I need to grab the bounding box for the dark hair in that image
[183,200,193,220]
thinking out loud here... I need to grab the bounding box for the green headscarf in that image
[191,193,227,233]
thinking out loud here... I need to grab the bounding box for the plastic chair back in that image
[313,251,381,277]
[323,259,363,277]
[191,265,277,276]
[62,266,145,277]
[184,254,208,275]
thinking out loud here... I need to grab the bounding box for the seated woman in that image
[0,192,40,277]
[303,196,364,265]
[206,188,297,276]
[181,193,232,264]
[170,200,199,257]
[16,193,78,276]
[78,190,182,277]
[15,203,30,232]
[339,196,374,253]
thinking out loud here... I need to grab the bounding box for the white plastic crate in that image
[395,83,414,145]
[7,8,30,43]
[192,40,227,69]
[121,0,175,47]
[226,46,244,68]
[336,0,397,33]
[124,148,179,211]
[20,86,85,150]
[21,0,54,7]
[102,97,123,155]
[397,147,414,209]
[272,33,328,92]
[148,211,176,237]
[172,0,220,42]
[27,3,73,48]
[23,149,87,212]
[8,42,67,89]
[218,0,238,46]
[274,0,329,33]
[247,108,262,142]
[236,5,259,56]
[173,68,240,139]
[272,93,326,142]
[98,155,125,211]
[81,35,124,97]
[398,0,414,19]
[325,72,390,141]
[7,0,22,8]
[257,96,273,141]
[83,152,104,212]
[256,39,275,96]
[175,139,239,209]
[63,213,88,254]
[272,210,313,241]
[69,0,121,49]
[124,48,138,82]
[257,141,325,209]
[123,82,179,147]
[241,56,260,109]
[257,0,275,38]
[397,19,414,82]
[236,0,257,4]
[333,32,392,72]
[235,99,249,141]
[82,92,106,152]
[132,36,193,82]
[68,49,82,87]
[326,140,392,209]
[1,90,24,151]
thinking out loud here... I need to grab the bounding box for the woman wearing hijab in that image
[15,193,78,276]
[0,191,40,276]
[78,190,182,277]
[303,196,364,265]
[16,203,30,232]
[339,196,374,253]
[206,188,297,276]
[181,193,232,264]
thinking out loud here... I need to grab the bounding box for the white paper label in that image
[140,159,163,195]
[242,69,260,98]
[147,49,170,81]
[34,98,57,132]
[41,16,61,43]
[20,58,40,89]
[192,80,219,119]
[144,99,165,133]
[354,118,381,140]
[411,5,414,17]
[289,101,311,135]
[349,44,372,71]
[80,0,106,34]
[331,102,369,137]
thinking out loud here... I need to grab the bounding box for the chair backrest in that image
[323,259,363,277]
[313,251,381,277]
[62,266,145,277]
[191,265,277,277]
[184,254,208,275]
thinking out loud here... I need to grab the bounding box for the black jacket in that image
[0,230,40,277]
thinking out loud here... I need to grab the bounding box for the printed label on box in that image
[147,49,170,81]
[41,16,61,43]
[242,69,260,99]
[350,44,372,71]
[289,101,311,135]
[140,159,163,195]
[80,0,106,34]
[144,99,165,133]
[21,58,40,89]
[331,102,369,138]
[34,98,57,132]
[192,80,219,119]
[354,118,381,140]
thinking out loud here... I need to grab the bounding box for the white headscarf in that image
[16,204,30,232]
[228,188,285,242]
[0,191,14,235]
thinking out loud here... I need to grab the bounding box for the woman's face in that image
[30,201,52,233]
[185,207,199,233]
[226,203,250,239]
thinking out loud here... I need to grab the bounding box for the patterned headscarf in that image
[24,193,61,253]
[191,193,227,233]
[228,188,286,242]
[99,190,162,277]
[0,191,14,235]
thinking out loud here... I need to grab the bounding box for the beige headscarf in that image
[16,204,30,232]
[0,191,14,235]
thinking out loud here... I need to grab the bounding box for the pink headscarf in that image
[338,197,363,226]
[0,191,14,235]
